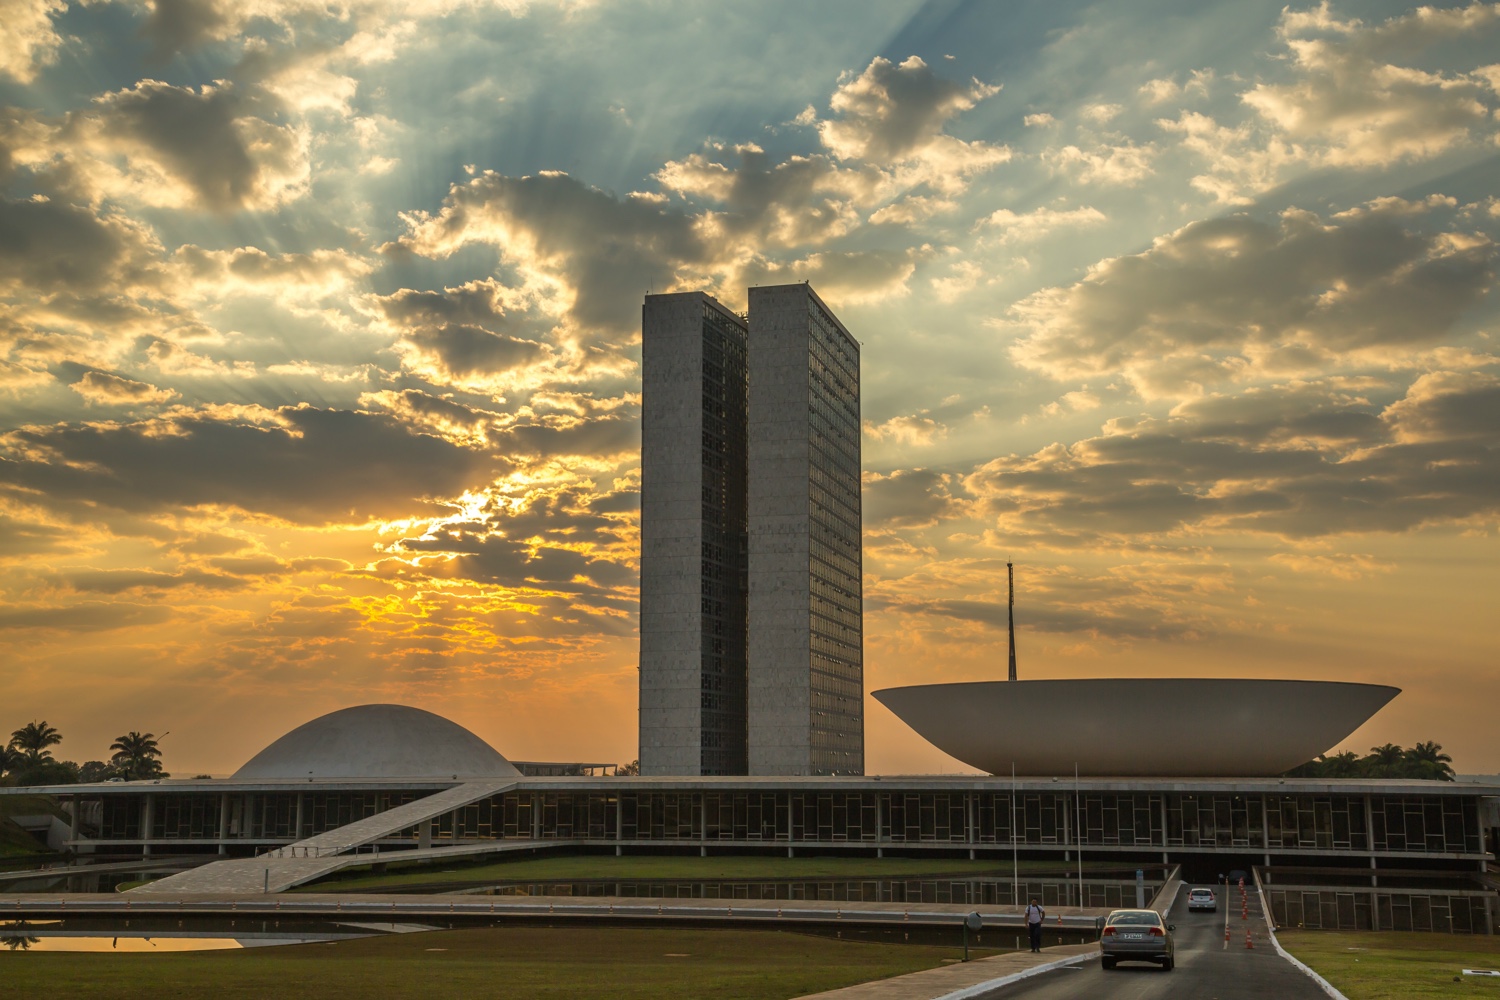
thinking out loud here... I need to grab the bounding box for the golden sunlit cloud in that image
[1,0,1498,777]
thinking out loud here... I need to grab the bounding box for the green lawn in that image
[0,794,64,860]
[1279,931,1500,999]
[301,853,1126,892]
[0,924,991,999]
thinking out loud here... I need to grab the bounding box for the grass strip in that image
[0,924,994,999]
[302,853,1127,891]
[1278,930,1500,999]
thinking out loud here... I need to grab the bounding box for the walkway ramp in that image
[132,779,519,894]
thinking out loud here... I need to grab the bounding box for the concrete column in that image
[140,794,154,857]
[1483,890,1493,936]
[218,794,230,855]
[418,821,432,850]
[966,792,975,850]
[1062,792,1071,860]
[246,794,256,840]
[1365,795,1377,854]
[1371,854,1379,888]
[531,792,541,840]
[1159,795,1168,849]
[294,793,304,841]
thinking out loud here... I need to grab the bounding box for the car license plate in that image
[1120,932,1145,940]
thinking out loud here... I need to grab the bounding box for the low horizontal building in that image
[6,704,1495,929]
[2,710,1488,869]
[20,774,1495,868]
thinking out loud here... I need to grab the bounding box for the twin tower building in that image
[639,284,864,777]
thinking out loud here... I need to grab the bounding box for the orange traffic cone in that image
[1224,926,1231,942]
[1245,929,1254,949]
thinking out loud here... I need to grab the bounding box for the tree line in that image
[1,721,170,786]
[1283,741,1455,781]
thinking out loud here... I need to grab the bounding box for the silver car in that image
[1187,887,1217,911]
[1099,908,1175,970]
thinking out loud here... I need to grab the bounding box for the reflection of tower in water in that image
[1007,561,1018,682]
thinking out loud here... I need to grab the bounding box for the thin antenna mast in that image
[1008,561,1018,681]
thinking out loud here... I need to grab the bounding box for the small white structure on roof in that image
[233,704,520,780]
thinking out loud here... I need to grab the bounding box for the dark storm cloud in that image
[374,280,513,329]
[870,595,1200,640]
[67,368,178,406]
[89,80,269,210]
[0,515,74,558]
[394,171,706,332]
[1009,204,1497,393]
[503,412,639,461]
[0,196,161,295]
[819,55,1001,165]
[1168,381,1389,447]
[655,145,873,247]
[964,374,1500,541]
[443,537,636,591]
[141,0,228,60]
[862,468,958,528]
[175,244,369,286]
[60,567,246,593]
[1383,370,1500,443]
[20,79,309,212]
[402,324,547,378]
[738,248,920,302]
[0,601,173,631]
[0,405,511,525]
[366,388,500,436]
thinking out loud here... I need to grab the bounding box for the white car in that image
[1187,887,1217,911]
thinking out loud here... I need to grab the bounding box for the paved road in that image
[973,886,1327,1000]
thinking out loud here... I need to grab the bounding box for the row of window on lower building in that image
[90,791,1486,855]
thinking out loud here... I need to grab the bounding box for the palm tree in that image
[110,732,166,781]
[1403,741,1455,782]
[1363,743,1406,776]
[1321,751,1362,779]
[0,745,20,779]
[8,721,62,764]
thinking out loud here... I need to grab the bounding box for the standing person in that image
[1025,897,1045,953]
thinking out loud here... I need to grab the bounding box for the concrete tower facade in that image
[638,292,749,776]
[746,283,864,776]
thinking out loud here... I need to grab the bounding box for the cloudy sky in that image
[3,0,1497,775]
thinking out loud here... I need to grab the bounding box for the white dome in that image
[233,704,520,780]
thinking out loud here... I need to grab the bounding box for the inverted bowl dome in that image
[233,704,520,780]
[873,679,1399,777]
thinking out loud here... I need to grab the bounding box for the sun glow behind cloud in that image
[1,0,1497,775]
